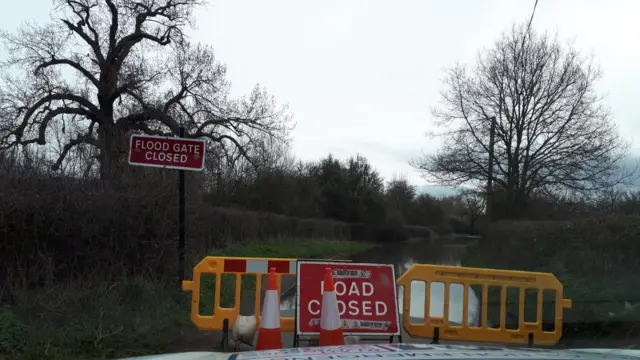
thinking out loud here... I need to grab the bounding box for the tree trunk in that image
[98,123,128,183]
[490,187,528,220]
[506,191,528,219]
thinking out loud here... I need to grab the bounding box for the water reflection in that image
[353,242,479,326]
[276,240,480,327]
[399,279,479,326]
[280,297,295,312]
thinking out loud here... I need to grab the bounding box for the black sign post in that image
[127,130,206,287]
[178,126,186,285]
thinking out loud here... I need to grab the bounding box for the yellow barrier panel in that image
[182,257,351,332]
[396,264,572,346]
[182,256,297,331]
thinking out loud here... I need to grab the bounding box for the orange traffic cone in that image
[255,267,282,350]
[319,267,345,346]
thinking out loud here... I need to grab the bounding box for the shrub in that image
[469,215,640,338]
[0,165,354,300]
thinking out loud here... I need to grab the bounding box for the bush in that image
[468,215,640,339]
[1,276,189,360]
[0,164,356,300]
[0,308,28,353]
[0,161,433,302]
[479,216,640,276]
[2,238,375,360]
[405,225,435,239]
[448,217,475,235]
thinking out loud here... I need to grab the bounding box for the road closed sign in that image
[128,134,206,171]
[296,261,400,336]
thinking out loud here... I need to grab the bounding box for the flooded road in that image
[199,240,635,351]
[222,239,631,350]
[275,239,480,329]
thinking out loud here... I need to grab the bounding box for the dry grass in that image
[1,238,375,360]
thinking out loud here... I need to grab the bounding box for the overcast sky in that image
[2,0,639,195]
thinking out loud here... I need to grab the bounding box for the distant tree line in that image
[0,0,635,230]
[203,148,456,231]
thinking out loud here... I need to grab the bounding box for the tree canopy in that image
[412,24,633,218]
[0,0,291,180]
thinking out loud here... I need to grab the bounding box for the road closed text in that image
[308,281,388,316]
[296,262,400,335]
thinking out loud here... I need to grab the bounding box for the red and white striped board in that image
[223,258,297,274]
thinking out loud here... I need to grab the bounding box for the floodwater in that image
[274,239,480,327]
[231,239,637,349]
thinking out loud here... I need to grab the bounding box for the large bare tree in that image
[0,0,291,180]
[411,24,632,217]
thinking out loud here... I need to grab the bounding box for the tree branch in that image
[35,58,99,87]
[61,19,104,65]
[52,131,99,170]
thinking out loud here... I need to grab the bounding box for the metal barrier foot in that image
[431,328,440,344]
[221,319,230,352]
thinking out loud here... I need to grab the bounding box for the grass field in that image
[1,238,375,360]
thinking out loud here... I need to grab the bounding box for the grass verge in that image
[1,238,375,360]
[218,238,373,258]
[1,277,192,360]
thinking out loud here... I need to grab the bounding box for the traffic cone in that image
[255,267,282,350]
[319,267,345,346]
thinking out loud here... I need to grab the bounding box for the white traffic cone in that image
[256,267,282,350]
[319,267,345,346]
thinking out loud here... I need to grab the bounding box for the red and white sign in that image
[128,134,206,171]
[296,261,400,336]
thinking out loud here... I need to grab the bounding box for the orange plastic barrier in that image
[182,257,350,332]
[396,264,572,346]
[182,256,297,331]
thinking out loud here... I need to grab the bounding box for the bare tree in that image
[592,187,630,214]
[457,188,485,228]
[0,0,291,181]
[411,24,633,217]
[385,174,416,218]
[201,128,295,194]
